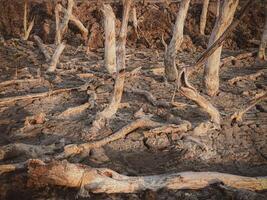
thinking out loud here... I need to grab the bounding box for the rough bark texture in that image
[102,4,117,74]
[258,5,267,60]
[28,160,267,194]
[179,69,221,125]
[204,0,239,96]
[200,0,209,35]
[164,0,190,82]
[87,0,132,137]
[55,0,74,45]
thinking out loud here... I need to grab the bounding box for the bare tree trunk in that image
[216,0,220,18]
[86,0,132,137]
[200,0,209,35]
[23,0,35,40]
[258,5,267,60]
[28,160,267,194]
[102,4,117,74]
[47,42,66,72]
[204,0,239,96]
[164,0,190,82]
[55,0,74,45]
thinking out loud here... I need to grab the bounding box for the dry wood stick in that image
[228,69,266,85]
[23,0,35,40]
[28,159,267,193]
[47,42,66,72]
[0,78,44,88]
[0,162,27,175]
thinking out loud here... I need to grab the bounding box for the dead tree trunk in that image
[23,0,35,40]
[200,0,209,35]
[55,0,74,45]
[102,4,117,74]
[258,5,267,60]
[86,0,132,138]
[204,0,239,96]
[28,160,267,194]
[216,0,220,18]
[164,0,190,82]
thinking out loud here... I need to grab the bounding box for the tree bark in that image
[102,4,117,74]
[164,0,190,82]
[200,0,209,35]
[204,0,239,96]
[55,0,74,45]
[28,160,267,194]
[86,0,132,137]
[258,5,267,60]
[47,42,66,72]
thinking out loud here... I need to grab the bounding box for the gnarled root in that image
[27,159,267,194]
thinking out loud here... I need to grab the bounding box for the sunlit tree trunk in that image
[258,5,267,60]
[204,0,239,96]
[102,4,116,74]
[164,0,190,82]
[200,0,209,35]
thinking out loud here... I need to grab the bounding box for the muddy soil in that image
[0,1,267,200]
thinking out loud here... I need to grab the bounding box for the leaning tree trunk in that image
[164,0,190,82]
[204,0,239,96]
[258,5,267,60]
[102,4,117,74]
[200,0,209,35]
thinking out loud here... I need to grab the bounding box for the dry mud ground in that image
[0,37,266,199]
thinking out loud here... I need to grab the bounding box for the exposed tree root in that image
[231,92,267,124]
[33,35,51,62]
[0,143,56,161]
[143,121,191,137]
[228,69,265,85]
[58,103,90,119]
[0,85,84,105]
[59,117,161,158]
[0,78,44,88]
[27,159,267,194]
[178,69,221,125]
[0,162,26,175]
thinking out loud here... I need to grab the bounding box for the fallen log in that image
[228,69,266,85]
[27,159,267,194]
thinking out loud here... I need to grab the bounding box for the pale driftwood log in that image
[57,4,88,41]
[258,5,267,60]
[28,160,267,193]
[0,85,83,105]
[33,35,51,62]
[178,69,221,125]
[0,143,56,161]
[164,0,190,82]
[200,0,209,35]
[87,0,132,136]
[228,69,266,85]
[47,42,66,72]
[231,92,267,124]
[23,0,35,40]
[204,0,239,96]
[102,4,117,74]
[60,117,161,158]
[55,0,74,44]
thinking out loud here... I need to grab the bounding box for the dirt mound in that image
[0,1,265,50]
